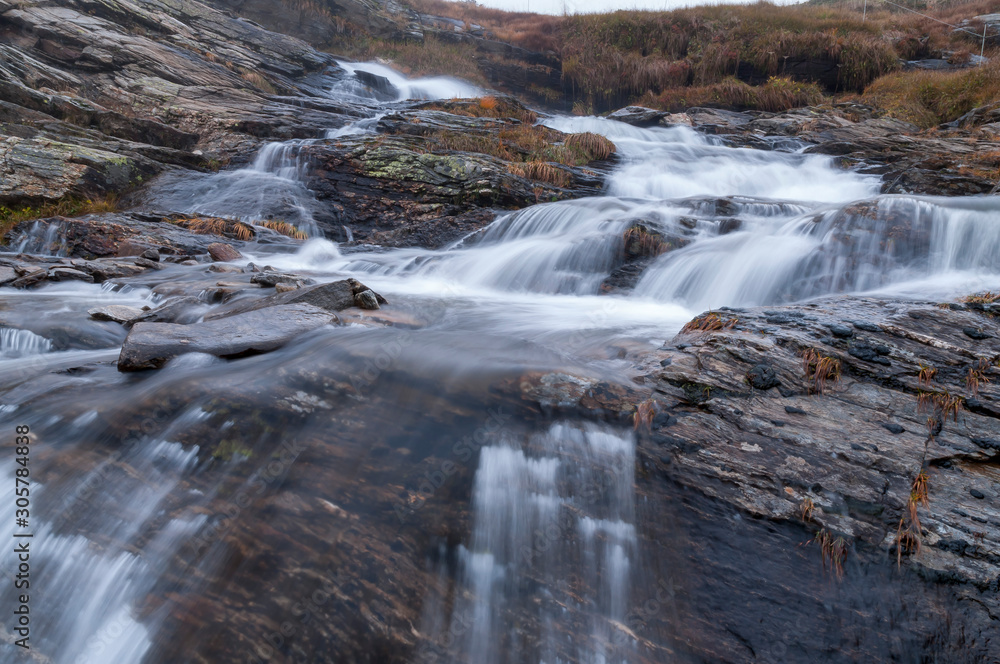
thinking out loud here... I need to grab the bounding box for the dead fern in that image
[680,311,738,334]
[801,349,841,394]
[917,390,964,423]
[918,364,937,387]
[258,220,309,240]
[810,528,848,579]
[565,132,616,161]
[966,359,991,396]
[623,225,667,258]
[633,399,656,432]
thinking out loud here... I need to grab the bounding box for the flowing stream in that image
[2,62,1000,664]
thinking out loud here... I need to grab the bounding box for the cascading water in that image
[5,57,1000,664]
[420,423,638,664]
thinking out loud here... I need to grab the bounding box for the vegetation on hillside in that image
[285,0,1000,120]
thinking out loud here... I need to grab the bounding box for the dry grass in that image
[623,225,668,258]
[809,528,848,579]
[801,348,842,394]
[681,311,738,334]
[638,76,825,113]
[171,217,255,241]
[634,399,656,432]
[862,60,1000,128]
[258,220,309,240]
[961,291,1000,304]
[0,196,119,241]
[917,390,965,422]
[800,497,815,523]
[966,358,992,395]
[918,364,938,387]
[564,132,616,161]
[240,70,277,94]
[419,96,538,124]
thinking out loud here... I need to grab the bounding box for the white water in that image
[8,61,1000,664]
[0,413,205,664]
[333,60,484,101]
[422,424,637,664]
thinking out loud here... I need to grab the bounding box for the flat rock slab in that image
[88,305,145,324]
[118,303,336,371]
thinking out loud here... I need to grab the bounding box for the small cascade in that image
[0,409,206,664]
[636,194,1000,309]
[10,219,69,256]
[332,61,484,101]
[422,423,638,664]
[0,328,52,358]
[146,139,321,236]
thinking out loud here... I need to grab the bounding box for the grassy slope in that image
[284,0,1000,123]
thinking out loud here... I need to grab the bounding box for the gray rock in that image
[205,279,383,320]
[140,248,161,262]
[118,303,336,371]
[354,289,380,310]
[88,305,145,324]
[207,243,243,262]
[131,297,207,325]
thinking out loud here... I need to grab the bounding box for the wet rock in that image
[882,422,906,434]
[848,343,892,366]
[970,488,986,499]
[88,305,145,324]
[250,271,314,288]
[118,303,337,371]
[205,279,384,320]
[141,248,161,262]
[352,69,398,100]
[606,106,670,127]
[274,282,299,293]
[354,289,380,310]
[746,364,780,390]
[131,297,207,325]
[784,405,807,414]
[828,324,854,338]
[47,267,94,282]
[963,327,993,340]
[207,243,243,262]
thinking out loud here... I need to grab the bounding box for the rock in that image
[746,364,780,390]
[963,327,993,340]
[88,305,145,324]
[118,303,337,371]
[207,243,243,262]
[354,289,380,310]
[828,324,854,338]
[47,267,94,282]
[882,422,906,434]
[135,257,164,270]
[606,106,670,127]
[131,297,207,325]
[352,69,399,100]
[250,271,314,288]
[970,488,986,499]
[274,282,299,293]
[205,279,385,320]
[141,248,161,262]
[784,405,807,414]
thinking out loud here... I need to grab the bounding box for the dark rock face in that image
[0,0,363,208]
[118,303,337,370]
[635,296,1000,662]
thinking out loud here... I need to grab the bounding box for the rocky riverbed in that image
[1,1,999,663]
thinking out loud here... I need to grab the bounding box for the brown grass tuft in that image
[564,132,616,161]
[810,528,848,579]
[258,220,309,240]
[681,311,738,334]
[801,348,841,394]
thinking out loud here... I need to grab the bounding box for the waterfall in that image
[422,423,638,664]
